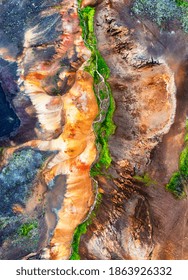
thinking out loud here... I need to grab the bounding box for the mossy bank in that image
[70,1,116,259]
[166,120,188,199]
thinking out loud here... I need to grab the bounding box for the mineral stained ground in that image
[0,0,188,260]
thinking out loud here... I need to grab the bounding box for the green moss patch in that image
[176,0,188,8]
[166,120,188,199]
[134,173,157,187]
[18,221,38,237]
[179,146,188,178]
[166,172,186,199]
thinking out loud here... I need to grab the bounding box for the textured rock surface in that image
[79,0,188,260]
[1,0,188,260]
[0,0,98,260]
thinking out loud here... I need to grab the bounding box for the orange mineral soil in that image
[3,0,99,259]
[45,70,98,260]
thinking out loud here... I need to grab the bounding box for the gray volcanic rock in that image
[0,148,49,259]
[0,0,62,57]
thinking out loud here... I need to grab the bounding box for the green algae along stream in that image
[70,1,116,260]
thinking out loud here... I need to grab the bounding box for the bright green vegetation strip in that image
[70,193,102,260]
[70,1,116,260]
[166,121,188,199]
[78,2,116,175]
